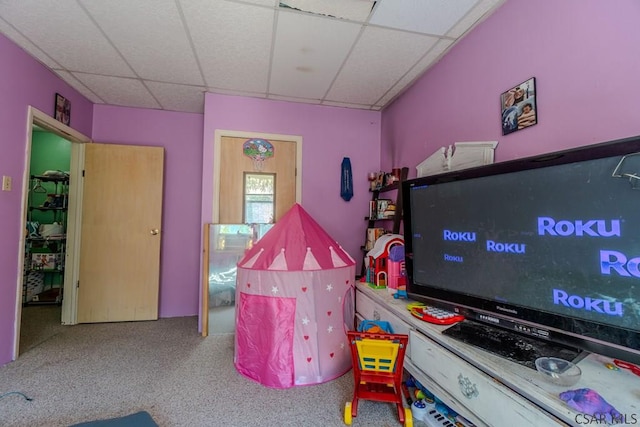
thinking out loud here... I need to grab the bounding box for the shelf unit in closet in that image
[23,174,69,305]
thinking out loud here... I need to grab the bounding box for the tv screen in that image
[403,135,640,365]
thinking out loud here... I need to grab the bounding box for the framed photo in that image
[54,93,71,126]
[500,77,536,135]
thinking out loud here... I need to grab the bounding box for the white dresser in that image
[355,282,638,427]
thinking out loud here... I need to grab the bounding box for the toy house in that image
[387,245,407,297]
[363,234,404,288]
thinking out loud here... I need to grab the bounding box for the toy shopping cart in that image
[343,327,412,426]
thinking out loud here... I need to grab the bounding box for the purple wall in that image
[382,0,640,174]
[4,0,639,367]
[92,105,204,318]
[201,93,381,282]
[0,33,93,365]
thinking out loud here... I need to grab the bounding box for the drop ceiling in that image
[0,0,505,114]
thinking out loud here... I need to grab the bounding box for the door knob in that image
[150,229,159,235]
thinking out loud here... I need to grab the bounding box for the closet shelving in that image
[23,174,69,305]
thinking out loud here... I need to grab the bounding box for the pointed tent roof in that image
[238,203,355,271]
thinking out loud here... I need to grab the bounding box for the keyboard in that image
[409,304,465,325]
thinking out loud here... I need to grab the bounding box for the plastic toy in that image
[559,388,621,424]
[344,329,412,426]
[363,234,404,288]
[393,289,408,299]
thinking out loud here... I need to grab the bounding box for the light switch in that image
[2,175,12,191]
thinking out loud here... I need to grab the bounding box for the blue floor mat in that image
[69,411,158,427]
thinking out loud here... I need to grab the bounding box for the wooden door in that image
[218,136,297,223]
[203,134,298,336]
[77,143,164,323]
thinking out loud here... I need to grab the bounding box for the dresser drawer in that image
[355,290,412,339]
[355,290,413,355]
[409,330,562,426]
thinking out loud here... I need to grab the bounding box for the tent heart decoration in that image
[234,203,356,389]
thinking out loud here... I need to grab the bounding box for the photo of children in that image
[500,77,537,135]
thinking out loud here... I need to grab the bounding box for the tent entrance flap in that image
[235,292,296,388]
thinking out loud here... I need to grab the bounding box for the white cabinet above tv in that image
[416,141,498,177]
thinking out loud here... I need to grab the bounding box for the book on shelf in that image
[376,199,392,219]
[365,227,387,251]
[382,203,396,219]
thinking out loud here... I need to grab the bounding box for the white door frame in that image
[14,106,89,358]
[202,130,302,336]
[212,129,303,222]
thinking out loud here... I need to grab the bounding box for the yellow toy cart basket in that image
[344,330,412,426]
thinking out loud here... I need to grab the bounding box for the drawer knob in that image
[373,309,381,320]
[458,374,479,399]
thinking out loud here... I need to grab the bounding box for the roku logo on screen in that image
[601,250,640,278]
[486,241,526,254]
[443,230,476,242]
[537,217,621,237]
[553,289,623,316]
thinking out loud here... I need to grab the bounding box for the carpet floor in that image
[1,311,408,427]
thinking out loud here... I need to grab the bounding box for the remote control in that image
[409,305,464,325]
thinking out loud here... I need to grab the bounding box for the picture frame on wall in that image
[54,93,71,126]
[500,77,537,135]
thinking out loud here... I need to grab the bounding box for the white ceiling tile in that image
[0,0,135,77]
[269,11,361,99]
[241,0,279,7]
[370,0,477,36]
[51,69,104,104]
[326,26,438,105]
[0,0,504,112]
[80,0,204,86]
[321,100,372,110]
[208,87,268,99]
[377,38,453,107]
[146,81,206,114]
[72,73,161,109]
[279,0,375,22]
[447,0,506,39]
[0,17,61,69]
[268,94,322,105]
[181,0,274,93]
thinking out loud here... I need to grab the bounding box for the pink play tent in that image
[234,203,356,388]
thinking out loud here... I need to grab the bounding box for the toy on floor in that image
[343,320,412,426]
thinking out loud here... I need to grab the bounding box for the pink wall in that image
[0,33,93,365]
[201,94,381,280]
[92,105,204,318]
[382,0,640,175]
[5,0,638,367]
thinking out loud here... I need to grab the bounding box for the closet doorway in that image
[16,107,89,356]
[14,107,165,359]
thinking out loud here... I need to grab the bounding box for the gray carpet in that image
[1,311,407,426]
[19,305,66,355]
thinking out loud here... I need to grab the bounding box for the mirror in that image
[202,223,273,335]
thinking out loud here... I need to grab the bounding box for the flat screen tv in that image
[402,135,640,365]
